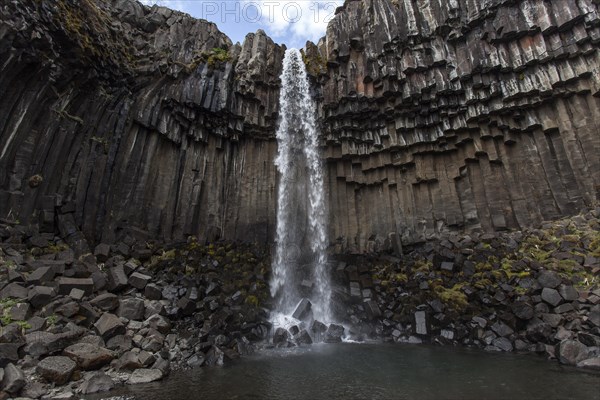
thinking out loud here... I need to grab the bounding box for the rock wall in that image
[316,0,600,252]
[0,0,283,248]
[0,0,599,253]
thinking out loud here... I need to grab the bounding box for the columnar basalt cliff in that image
[0,0,283,250]
[0,0,599,254]
[315,0,600,252]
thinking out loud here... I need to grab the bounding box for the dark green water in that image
[89,343,600,400]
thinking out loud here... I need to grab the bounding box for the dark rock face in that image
[0,0,282,249]
[318,0,600,251]
[0,0,598,252]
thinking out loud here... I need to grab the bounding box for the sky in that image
[140,0,343,48]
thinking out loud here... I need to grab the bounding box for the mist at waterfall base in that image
[269,48,334,334]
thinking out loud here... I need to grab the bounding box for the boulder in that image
[414,311,428,335]
[26,266,55,285]
[440,262,454,272]
[364,299,382,319]
[293,329,313,345]
[145,314,171,334]
[291,298,312,320]
[310,320,327,340]
[57,277,94,296]
[115,351,143,370]
[80,371,115,394]
[90,293,119,311]
[0,283,28,300]
[36,356,76,384]
[128,272,151,290]
[576,357,600,370]
[537,271,561,288]
[144,283,162,300]
[541,288,562,307]
[324,324,345,343]
[27,286,56,308]
[94,244,111,262]
[491,321,514,337]
[94,313,125,340]
[69,288,86,300]
[127,368,163,384]
[558,285,578,301]
[117,298,145,321]
[1,363,26,394]
[107,265,128,291]
[273,328,289,345]
[492,337,513,352]
[557,340,589,366]
[511,302,534,320]
[63,343,114,370]
[9,302,31,321]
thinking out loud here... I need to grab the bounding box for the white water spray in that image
[270,48,331,324]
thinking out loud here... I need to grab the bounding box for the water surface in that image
[89,343,600,400]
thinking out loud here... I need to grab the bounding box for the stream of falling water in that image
[270,48,331,326]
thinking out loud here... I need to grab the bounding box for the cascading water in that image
[270,48,332,327]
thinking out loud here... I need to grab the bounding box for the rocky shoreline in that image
[1,208,599,398]
[0,231,272,398]
[334,207,600,369]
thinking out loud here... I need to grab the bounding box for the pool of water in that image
[88,343,600,400]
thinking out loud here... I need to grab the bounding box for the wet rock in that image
[541,288,562,307]
[127,368,163,384]
[293,329,313,345]
[324,324,345,343]
[36,356,76,384]
[576,357,600,370]
[491,321,514,337]
[90,293,119,311]
[117,298,145,321]
[1,363,25,394]
[80,371,115,394]
[364,299,382,319]
[578,333,600,347]
[63,343,113,370]
[94,313,126,340]
[273,328,289,346]
[291,298,312,321]
[186,353,205,368]
[557,340,589,366]
[310,320,327,337]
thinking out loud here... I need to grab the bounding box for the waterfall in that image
[270,48,331,325]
